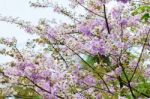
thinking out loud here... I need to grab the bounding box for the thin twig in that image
[103,4,110,34]
[118,59,136,98]
[50,37,113,93]
[76,0,104,18]
[26,77,64,99]
[49,41,69,68]
[130,29,150,82]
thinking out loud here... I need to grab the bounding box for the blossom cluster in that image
[0,0,150,98]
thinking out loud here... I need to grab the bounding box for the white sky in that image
[0,0,73,63]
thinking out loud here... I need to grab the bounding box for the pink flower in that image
[79,0,84,4]
[96,93,102,99]
[144,64,150,78]
[53,6,61,13]
[117,0,128,3]
[75,93,85,99]
[79,24,92,36]
[115,66,122,76]
[83,75,96,86]
[25,26,33,33]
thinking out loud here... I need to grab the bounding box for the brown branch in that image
[76,0,104,18]
[11,47,64,99]
[122,81,150,98]
[49,41,69,68]
[49,37,114,93]
[130,29,150,82]
[118,59,136,98]
[103,4,110,34]
[81,82,113,94]
[26,77,64,99]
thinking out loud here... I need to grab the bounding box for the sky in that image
[0,0,73,63]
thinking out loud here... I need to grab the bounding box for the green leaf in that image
[81,55,99,71]
[135,81,150,97]
[33,96,42,99]
[13,85,40,99]
[141,13,150,22]
[132,6,150,15]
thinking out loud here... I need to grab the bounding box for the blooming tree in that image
[0,0,150,98]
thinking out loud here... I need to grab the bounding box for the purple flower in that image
[91,19,102,29]
[75,93,85,99]
[117,0,128,3]
[45,26,56,39]
[145,64,150,78]
[25,26,33,33]
[96,94,102,99]
[79,19,104,36]
[30,73,39,81]
[145,68,150,78]
[112,9,121,19]
[53,6,61,13]
[19,62,35,71]
[120,18,128,26]
[43,81,51,91]
[115,66,122,76]
[91,39,106,55]
[51,85,59,96]
[98,47,105,55]
[83,75,96,86]
[79,25,91,36]
[79,0,84,4]
[40,70,51,78]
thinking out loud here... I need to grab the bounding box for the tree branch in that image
[130,29,150,82]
